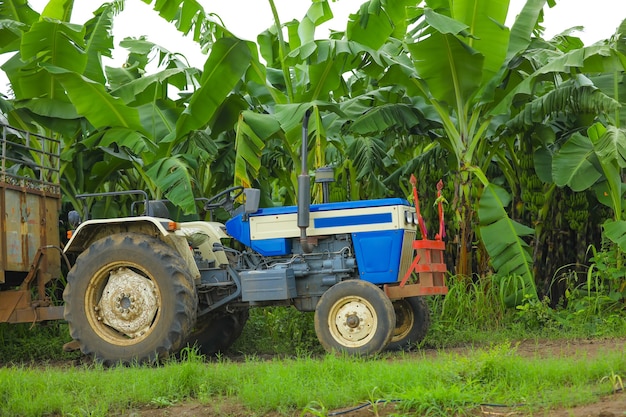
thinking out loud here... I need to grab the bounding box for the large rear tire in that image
[63,233,197,365]
[187,309,249,356]
[386,297,430,351]
[314,280,395,356]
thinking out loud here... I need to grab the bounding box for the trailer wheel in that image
[63,233,197,365]
[314,280,395,355]
[187,309,249,356]
[386,297,431,351]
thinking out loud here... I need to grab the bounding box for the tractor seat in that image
[145,200,171,218]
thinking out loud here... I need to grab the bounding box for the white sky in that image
[85,0,626,68]
[1,0,625,95]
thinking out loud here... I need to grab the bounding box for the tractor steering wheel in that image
[204,186,245,213]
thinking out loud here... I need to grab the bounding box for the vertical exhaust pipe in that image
[298,109,313,253]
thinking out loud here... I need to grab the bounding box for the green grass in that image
[0,322,80,364]
[0,343,625,416]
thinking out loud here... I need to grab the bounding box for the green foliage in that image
[514,295,559,329]
[478,183,537,301]
[564,244,626,318]
[2,0,623,286]
[0,323,79,364]
[141,0,219,45]
[425,271,626,348]
[232,307,321,355]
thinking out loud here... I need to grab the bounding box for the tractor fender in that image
[175,221,231,268]
[64,217,201,282]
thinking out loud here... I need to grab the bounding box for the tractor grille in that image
[397,229,416,281]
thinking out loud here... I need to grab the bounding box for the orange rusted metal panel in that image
[413,239,446,250]
[12,306,64,323]
[384,282,448,299]
[0,290,25,322]
[0,125,62,323]
[394,238,448,298]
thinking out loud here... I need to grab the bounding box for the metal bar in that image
[411,264,448,273]
[399,254,421,287]
[1,125,62,193]
[384,282,449,299]
[11,306,64,323]
[76,190,149,219]
[413,239,446,250]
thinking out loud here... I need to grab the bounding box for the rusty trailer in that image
[0,124,65,323]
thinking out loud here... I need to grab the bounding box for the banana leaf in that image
[145,155,197,214]
[43,65,145,133]
[175,37,251,139]
[552,132,602,192]
[478,183,537,305]
[604,219,626,251]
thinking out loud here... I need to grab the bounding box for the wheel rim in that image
[328,295,378,348]
[390,299,415,343]
[85,263,161,346]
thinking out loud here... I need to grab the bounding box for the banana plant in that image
[551,124,626,248]
[336,0,550,283]
[475,171,537,303]
[349,1,626,288]
[233,0,357,203]
[509,20,626,246]
[233,0,445,203]
[2,0,263,214]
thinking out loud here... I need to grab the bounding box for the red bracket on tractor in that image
[384,176,448,299]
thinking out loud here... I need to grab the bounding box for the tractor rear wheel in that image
[314,280,395,355]
[187,309,249,356]
[386,297,430,351]
[63,233,197,365]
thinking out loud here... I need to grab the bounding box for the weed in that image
[601,370,624,392]
[65,406,106,417]
[515,295,559,329]
[150,396,178,408]
[366,387,388,417]
[2,343,626,416]
[300,400,328,417]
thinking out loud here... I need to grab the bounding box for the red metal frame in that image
[385,239,448,298]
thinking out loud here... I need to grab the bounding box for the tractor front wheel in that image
[386,297,430,351]
[63,233,197,365]
[314,280,395,355]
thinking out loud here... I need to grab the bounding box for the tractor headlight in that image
[412,212,418,225]
[404,210,413,224]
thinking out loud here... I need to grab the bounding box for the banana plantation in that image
[1,0,625,312]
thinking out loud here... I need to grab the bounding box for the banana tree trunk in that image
[455,176,474,278]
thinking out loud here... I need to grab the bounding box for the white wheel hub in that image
[98,267,159,338]
[331,297,377,347]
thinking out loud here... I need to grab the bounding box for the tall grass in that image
[426,273,626,347]
[1,343,625,416]
[0,322,79,364]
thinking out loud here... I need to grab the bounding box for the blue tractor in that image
[60,117,448,364]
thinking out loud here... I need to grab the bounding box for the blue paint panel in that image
[225,215,251,247]
[251,238,292,257]
[314,213,392,229]
[226,216,292,256]
[352,230,403,284]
